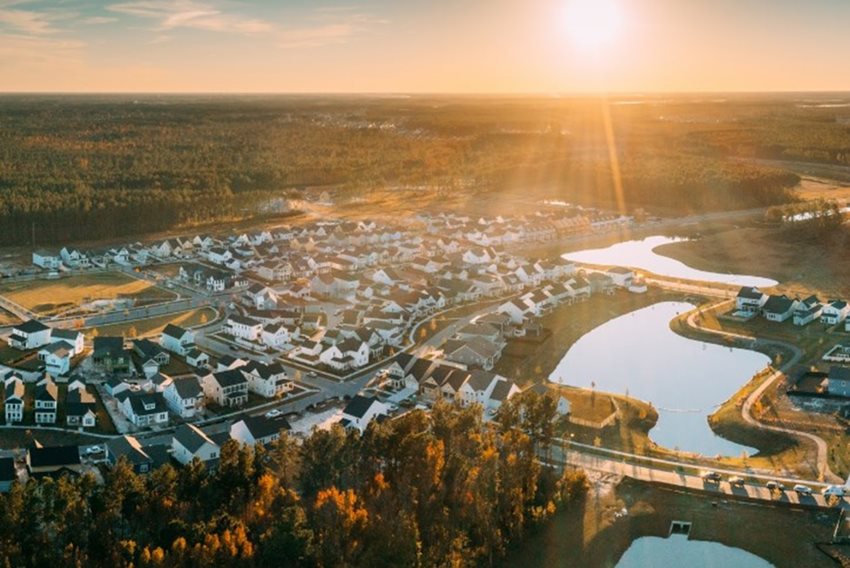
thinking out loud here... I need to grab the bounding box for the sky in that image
[1,0,849,93]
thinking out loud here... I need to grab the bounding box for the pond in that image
[617,534,773,567]
[549,301,770,457]
[562,235,778,288]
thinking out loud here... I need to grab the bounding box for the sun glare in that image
[563,0,623,51]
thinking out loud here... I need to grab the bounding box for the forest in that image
[0,396,587,568]
[2,93,848,245]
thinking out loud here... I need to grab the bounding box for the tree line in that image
[0,395,587,567]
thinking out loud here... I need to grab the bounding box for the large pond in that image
[550,301,770,456]
[617,534,773,567]
[562,235,778,288]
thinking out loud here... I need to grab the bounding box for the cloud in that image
[277,13,388,49]
[107,1,272,34]
[0,6,60,35]
[0,32,84,65]
[81,16,118,25]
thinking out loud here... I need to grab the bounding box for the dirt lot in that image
[0,272,177,317]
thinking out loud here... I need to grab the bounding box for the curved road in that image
[684,301,841,484]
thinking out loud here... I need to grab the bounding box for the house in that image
[498,299,531,325]
[793,295,823,327]
[8,319,51,350]
[606,267,635,287]
[38,342,73,376]
[133,338,171,378]
[163,376,205,419]
[241,361,291,398]
[32,249,61,269]
[65,386,97,428]
[341,395,388,433]
[160,324,195,356]
[225,314,263,342]
[736,286,768,313]
[51,329,85,356]
[320,338,370,372]
[0,457,16,492]
[485,378,521,412]
[26,444,82,479]
[202,369,249,408]
[34,375,58,424]
[185,349,210,369]
[104,376,130,397]
[172,424,220,466]
[229,415,291,447]
[821,300,850,326]
[106,435,154,474]
[762,295,797,322]
[459,370,498,407]
[121,392,169,428]
[4,375,25,424]
[245,284,278,310]
[261,323,298,350]
[827,366,850,397]
[93,337,132,374]
[441,338,502,371]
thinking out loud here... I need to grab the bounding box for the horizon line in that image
[2,90,850,97]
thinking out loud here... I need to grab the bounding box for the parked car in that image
[728,476,745,487]
[766,481,785,492]
[822,485,846,497]
[265,409,282,418]
[85,445,103,455]
[700,471,722,482]
[794,484,813,496]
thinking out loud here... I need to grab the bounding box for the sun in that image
[563,0,623,51]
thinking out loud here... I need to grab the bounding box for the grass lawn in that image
[88,307,218,338]
[655,224,850,299]
[0,272,177,316]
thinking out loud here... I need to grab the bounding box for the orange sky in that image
[1,0,849,93]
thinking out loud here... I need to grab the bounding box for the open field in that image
[0,272,177,317]
[504,476,841,568]
[87,307,218,339]
[655,225,850,298]
[0,307,20,327]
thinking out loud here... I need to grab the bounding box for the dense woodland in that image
[2,93,849,245]
[0,396,587,567]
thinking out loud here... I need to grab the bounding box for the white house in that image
[160,324,195,356]
[38,342,73,376]
[821,300,850,326]
[172,424,219,466]
[34,375,58,424]
[736,286,768,313]
[121,392,169,428]
[241,361,291,398]
[8,320,52,350]
[229,415,291,447]
[606,267,634,288]
[51,329,84,356]
[341,395,388,433]
[4,375,25,424]
[32,250,61,269]
[163,376,205,419]
[202,369,249,408]
[320,338,370,372]
[762,295,797,322]
[225,315,263,342]
[261,324,298,350]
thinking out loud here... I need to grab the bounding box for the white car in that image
[793,484,812,496]
[822,485,845,497]
[85,445,102,455]
[728,476,745,487]
[265,409,282,418]
[700,470,722,483]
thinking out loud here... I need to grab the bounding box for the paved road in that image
[549,443,846,510]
